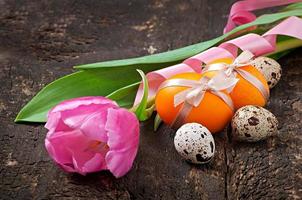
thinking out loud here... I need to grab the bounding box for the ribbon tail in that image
[234,50,254,64]
[226,84,236,93]
[191,91,205,107]
[236,69,269,101]
[171,102,193,130]
[211,91,234,111]
[173,88,206,128]
[174,89,193,107]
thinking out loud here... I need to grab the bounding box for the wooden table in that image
[1,1,301,199]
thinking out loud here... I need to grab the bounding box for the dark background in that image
[1,0,301,199]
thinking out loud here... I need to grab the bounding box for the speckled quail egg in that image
[231,105,278,142]
[251,56,282,88]
[174,123,215,164]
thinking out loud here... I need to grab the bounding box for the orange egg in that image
[155,73,234,133]
[202,58,269,110]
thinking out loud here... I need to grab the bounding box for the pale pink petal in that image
[105,149,138,178]
[45,112,72,136]
[61,103,116,129]
[105,108,139,177]
[59,163,76,173]
[79,109,109,142]
[45,139,74,173]
[45,132,73,165]
[45,112,60,130]
[47,96,117,130]
[71,151,95,175]
[70,150,107,175]
[46,130,93,173]
[105,108,139,150]
[51,96,117,113]
[83,153,107,173]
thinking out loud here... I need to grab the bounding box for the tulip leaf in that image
[266,37,302,59]
[15,65,163,123]
[76,9,302,70]
[15,6,302,123]
[106,82,140,108]
[154,114,163,132]
[134,70,155,121]
[283,2,302,11]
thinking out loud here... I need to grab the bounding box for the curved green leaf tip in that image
[133,69,155,121]
[154,114,163,132]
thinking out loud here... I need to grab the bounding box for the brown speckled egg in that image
[231,106,278,142]
[251,57,282,88]
[174,123,215,164]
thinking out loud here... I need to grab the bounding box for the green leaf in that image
[134,70,155,121]
[15,65,162,123]
[106,82,140,108]
[76,9,302,70]
[282,2,302,11]
[154,114,163,132]
[15,7,302,123]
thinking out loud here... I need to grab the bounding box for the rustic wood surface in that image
[0,0,301,199]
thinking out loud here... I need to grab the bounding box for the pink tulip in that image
[44,96,140,177]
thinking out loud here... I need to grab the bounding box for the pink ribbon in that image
[134,16,302,106]
[223,0,302,33]
[158,73,238,129]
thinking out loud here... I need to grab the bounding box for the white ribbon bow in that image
[171,73,238,109]
[203,50,269,100]
[158,73,238,129]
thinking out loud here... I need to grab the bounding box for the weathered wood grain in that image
[0,0,301,200]
[226,50,302,200]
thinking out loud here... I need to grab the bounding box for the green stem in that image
[129,97,155,113]
[266,38,302,57]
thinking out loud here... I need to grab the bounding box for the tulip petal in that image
[71,151,94,175]
[45,111,60,130]
[61,104,115,129]
[51,96,117,113]
[45,132,75,165]
[48,96,117,130]
[105,108,139,177]
[83,153,107,173]
[45,112,72,135]
[46,130,95,173]
[44,97,137,176]
[105,149,138,178]
[70,151,108,175]
[106,108,140,150]
[45,139,75,173]
[79,109,109,142]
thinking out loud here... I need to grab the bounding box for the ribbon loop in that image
[234,50,254,64]
[158,74,237,129]
[204,50,269,101]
